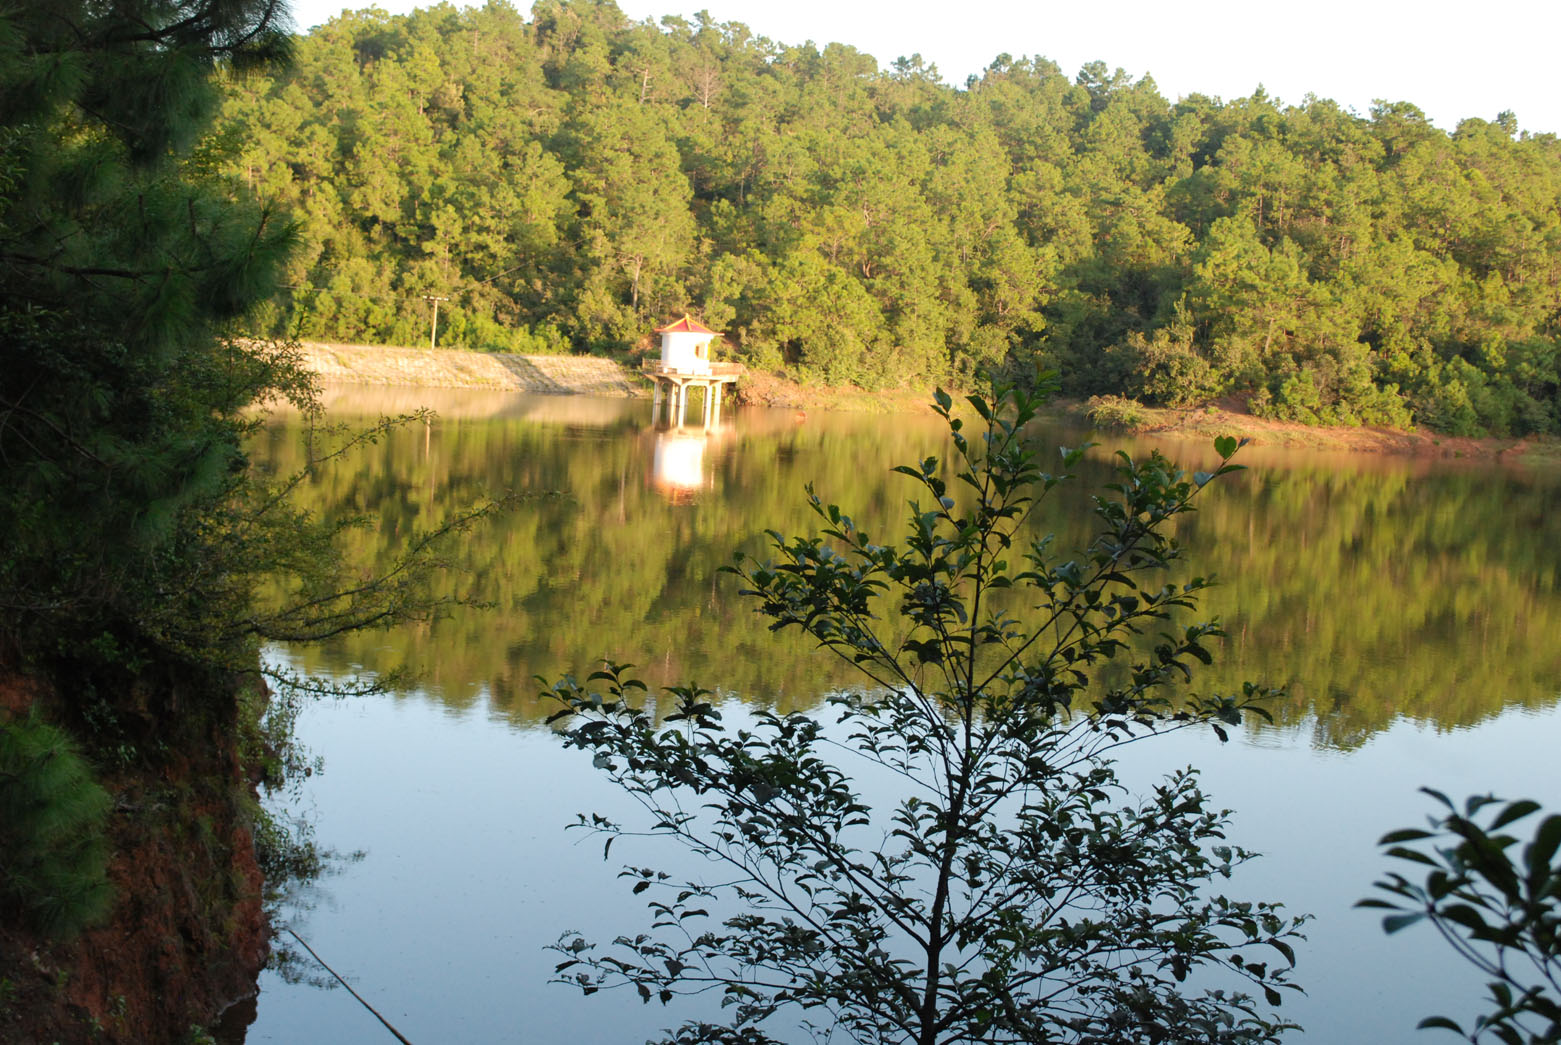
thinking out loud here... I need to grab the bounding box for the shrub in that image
[0,714,113,938]
[546,381,1304,1044]
[1086,392,1150,430]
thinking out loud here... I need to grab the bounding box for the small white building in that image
[656,315,719,375]
[643,315,742,428]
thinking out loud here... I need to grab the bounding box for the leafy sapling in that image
[545,381,1305,1045]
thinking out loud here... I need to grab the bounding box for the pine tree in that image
[0,0,302,658]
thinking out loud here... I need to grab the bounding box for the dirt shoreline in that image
[1073,400,1559,464]
[295,343,1556,464]
[296,341,644,396]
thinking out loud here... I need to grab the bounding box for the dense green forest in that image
[215,0,1561,434]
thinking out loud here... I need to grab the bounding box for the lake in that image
[236,386,1561,1044]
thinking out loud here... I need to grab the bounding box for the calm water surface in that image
[240,387,1561,1044]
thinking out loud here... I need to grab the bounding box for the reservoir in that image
[240,386,1561,1043]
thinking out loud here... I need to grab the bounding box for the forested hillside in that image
[218,0,1561,434]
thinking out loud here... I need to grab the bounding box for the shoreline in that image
[1079,400,1559,464]
[295,341,644,397]
[293,342,1558,464]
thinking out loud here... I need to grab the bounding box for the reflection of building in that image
[652,430,708,502]
[642,315,742,428]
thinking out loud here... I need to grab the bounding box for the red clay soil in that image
[0,666,267,1045]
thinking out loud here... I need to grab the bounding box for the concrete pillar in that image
[651,381,663,423]
[710,383,723,426]
[674,382,685,427]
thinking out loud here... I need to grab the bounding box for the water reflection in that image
[254,390,1561,744]
[651,431,710,500]
[308,383,646,426]
[245,678,1561,1045]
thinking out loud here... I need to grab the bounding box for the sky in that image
[286,0,1561,136]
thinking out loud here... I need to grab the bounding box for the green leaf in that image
[1268,939,1296,966]
[1382,912,1427,934]
[1524,814,1561,881]
[1377,828,1434,844]
[1490,799,1540,830]
[1416,1016,1465,1032]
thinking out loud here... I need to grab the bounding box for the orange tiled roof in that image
[655,315,719,335]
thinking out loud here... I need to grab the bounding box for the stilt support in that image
[642,365,741,431]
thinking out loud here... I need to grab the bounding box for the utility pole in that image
[422,294,449,349]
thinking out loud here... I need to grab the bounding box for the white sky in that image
[286,0,1561,136]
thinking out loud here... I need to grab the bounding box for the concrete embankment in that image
[297,342,645,397]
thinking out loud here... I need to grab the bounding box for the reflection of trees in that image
[255,402,955,719]
[256,398,1561,747]
[1188,461,1561,747]
[1083,443,1561,747]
